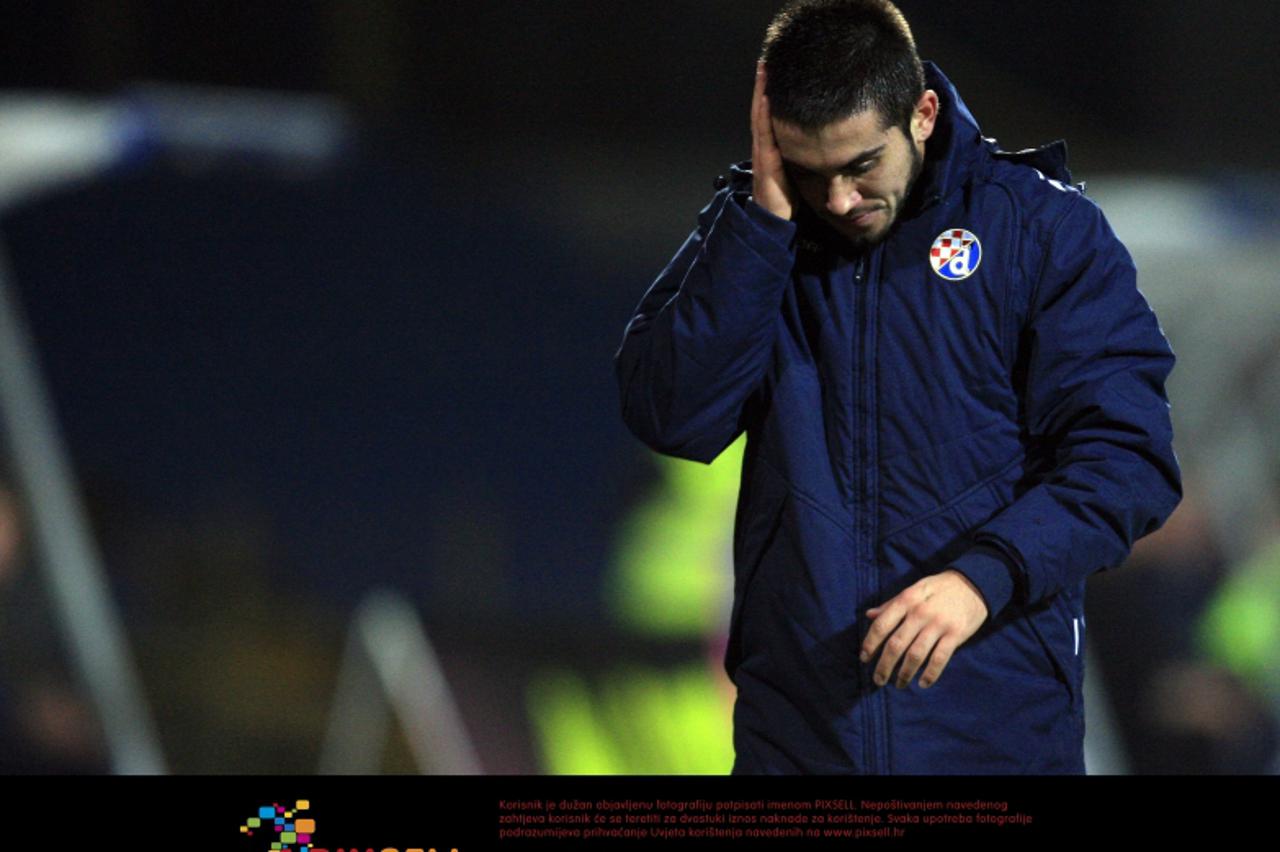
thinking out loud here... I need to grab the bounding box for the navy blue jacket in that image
[614,64,1181,773]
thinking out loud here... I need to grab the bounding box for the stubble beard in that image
[839,139,924,254]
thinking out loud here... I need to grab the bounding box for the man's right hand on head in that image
[751,61,797,221]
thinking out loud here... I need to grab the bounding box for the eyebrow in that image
[784,144,886,176]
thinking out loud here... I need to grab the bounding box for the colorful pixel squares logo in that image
[239,800,316,852]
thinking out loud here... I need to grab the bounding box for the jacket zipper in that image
[852,251,886,774]
[852,248,890,775]
[867,248,888,775]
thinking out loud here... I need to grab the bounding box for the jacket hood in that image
[921,60,1075,199]
[915,61,984,209]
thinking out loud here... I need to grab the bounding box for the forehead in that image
[772,110,899,172]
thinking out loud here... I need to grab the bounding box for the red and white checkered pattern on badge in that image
[930,229,973,270]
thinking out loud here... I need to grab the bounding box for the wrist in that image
[944,568,988,618]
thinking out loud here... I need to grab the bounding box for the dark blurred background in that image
[0,1,1277,775]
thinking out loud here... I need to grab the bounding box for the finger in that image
[754,68,782,161]
[918,636,959,689]
[895,626,943,689]
[873,612,925,687]
[758,97,779,161]
[751,62,765,150]
[860,600,907,663]
[862,578,926,659]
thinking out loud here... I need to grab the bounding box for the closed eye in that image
[783,144,885,181]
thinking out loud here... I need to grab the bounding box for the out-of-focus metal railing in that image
[0,89,351,773]
[319,588,481,774]
[0,244,167,774]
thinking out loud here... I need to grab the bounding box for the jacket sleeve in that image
[614,179,797,463]
[950,192,1183,614]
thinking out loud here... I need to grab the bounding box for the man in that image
[614,0,1181,773]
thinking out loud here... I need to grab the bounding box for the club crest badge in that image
[929,228,982,281]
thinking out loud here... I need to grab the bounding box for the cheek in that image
[865,178,902,206]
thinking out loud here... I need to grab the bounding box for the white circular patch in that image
[929,228,982,281]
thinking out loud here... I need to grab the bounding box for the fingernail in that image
[859,651,868,663]
[920,679,932,689]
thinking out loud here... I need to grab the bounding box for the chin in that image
[835,223,890,249]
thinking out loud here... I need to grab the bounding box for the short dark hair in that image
[760,0,925,134]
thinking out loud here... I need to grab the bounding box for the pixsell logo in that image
[237,799,454,852]
[239,800,317,851]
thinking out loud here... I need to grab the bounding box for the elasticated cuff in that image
[949,543,1019,617]
[723,191,797,251]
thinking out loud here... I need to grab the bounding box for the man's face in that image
[773,94,935,250]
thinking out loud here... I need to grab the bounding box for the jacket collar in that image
[908,61,986,215]
[918,61,1076,204]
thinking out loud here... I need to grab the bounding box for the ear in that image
[911,89,939,146]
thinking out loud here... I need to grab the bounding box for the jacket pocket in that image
[880,464,1077,706]
[964,474,1079,708]
[1019,591,1084,710]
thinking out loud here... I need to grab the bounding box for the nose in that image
[826,177,862,217]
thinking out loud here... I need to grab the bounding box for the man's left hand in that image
[860,569,989,689]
